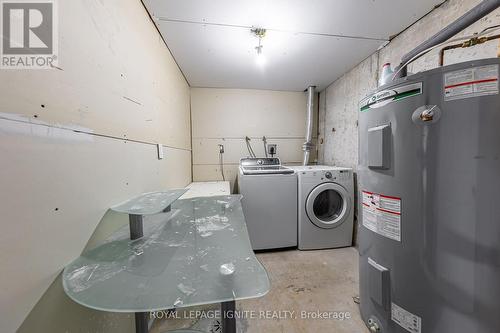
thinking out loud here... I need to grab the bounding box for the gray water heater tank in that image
[358,58,500,333]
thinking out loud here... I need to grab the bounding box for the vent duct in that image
[302,86,315,166]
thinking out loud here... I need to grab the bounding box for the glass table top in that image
[110,189,188,215]
[63,195,270,312]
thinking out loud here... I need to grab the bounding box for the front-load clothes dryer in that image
[292,166,354,250]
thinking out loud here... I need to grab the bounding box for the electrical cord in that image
[262,136,268,157]
[218,147,225,181]
[481,25,500,34]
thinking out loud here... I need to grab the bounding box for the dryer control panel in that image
[299,168,351,181]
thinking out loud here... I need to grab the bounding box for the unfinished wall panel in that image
[0,0,192,332]
[191,88,318,189]
[2,121,190,333]
[0,0,191,149]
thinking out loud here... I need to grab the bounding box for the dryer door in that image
[306,182,351,229]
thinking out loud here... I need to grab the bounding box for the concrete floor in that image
[151,247,369,333]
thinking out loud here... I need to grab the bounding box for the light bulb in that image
[256,52,266,67]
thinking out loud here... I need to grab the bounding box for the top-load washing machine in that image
[291,166,354,250]
[238,158,297,250]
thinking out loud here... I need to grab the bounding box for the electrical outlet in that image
[267,144,277,156]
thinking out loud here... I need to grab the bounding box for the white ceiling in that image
[143,0,443,91]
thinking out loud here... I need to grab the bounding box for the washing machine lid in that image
[240,166,295,175]
[306,182,351,229]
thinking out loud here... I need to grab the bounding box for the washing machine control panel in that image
[240,157,281,167]
[299,169,351,181]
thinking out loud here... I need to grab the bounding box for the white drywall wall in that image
[191,88,317,189]
[0,0,191,332]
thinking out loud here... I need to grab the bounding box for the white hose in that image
[245,136,256,158]
[219,150,225,181]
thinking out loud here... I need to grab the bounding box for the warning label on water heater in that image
[444,64,499,101]
[362,191,401,242]
[392,303,422,333]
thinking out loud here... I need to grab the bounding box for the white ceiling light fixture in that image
[251,27,267,67]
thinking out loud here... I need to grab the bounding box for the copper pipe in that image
[439,34,500,66]
[439,44,463,66]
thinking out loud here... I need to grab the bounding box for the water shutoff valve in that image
[368,318,381,332]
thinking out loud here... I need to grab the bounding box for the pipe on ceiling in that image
[302,86,316,166]
[396,0,500,77]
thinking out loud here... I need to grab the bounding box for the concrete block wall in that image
[318,0,500,168]
[317,0,500,244]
